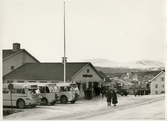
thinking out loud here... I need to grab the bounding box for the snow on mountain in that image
[83,58,121,67]
[83,59,165,69]
[123,60,165,69]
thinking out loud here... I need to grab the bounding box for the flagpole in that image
[63,2,66,83]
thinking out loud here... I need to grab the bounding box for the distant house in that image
[148,70,165,95]
[3,43,40,76]
[121,72,138,82]
[3,62,103,98]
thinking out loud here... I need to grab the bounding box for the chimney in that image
[13,43,20,52]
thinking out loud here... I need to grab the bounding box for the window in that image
[161,77,164,81]
[29,81,36,83]
[7,80,13,83]
[16,89,22,93]
[87,69,89,73]
[11,66,15,70]
[17,81,24,83]
[60,87,70,91]
[40,81,47,83]
[3,88,9,93]
[155,91,158,94]
[162,85,164,88]
[155,84,158,88]
[39,86,50,93]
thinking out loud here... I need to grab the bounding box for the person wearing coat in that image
[106,89,112,106]
[112,89,118,106]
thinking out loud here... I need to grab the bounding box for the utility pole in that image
[63,2,67,83]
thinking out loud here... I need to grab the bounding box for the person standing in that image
[101,86,105,99]
[134,89,138,97]
[112,89,118,106]
[74,85,80,99]
[106,89,112,106]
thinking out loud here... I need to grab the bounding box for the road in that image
[80,97,165,120]
[3,94,165,120]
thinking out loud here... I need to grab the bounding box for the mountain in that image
[83,58,165,69]
[122,60,165,69]
[83,58,121,67]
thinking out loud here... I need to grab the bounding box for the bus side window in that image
[39,87,44,93]
[16,89,22,93]
[60,87,64,91]
[3,88,9,93]
[67,87,70,91]
[22,89,25,94]
[45,87,50,93]
[12,89,17,93]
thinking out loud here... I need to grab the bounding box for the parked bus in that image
[56,83,80,104]
[36,83,59,105]
[3,83,40,109]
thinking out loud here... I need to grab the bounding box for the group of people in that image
[106,89,118,106]
[134,89,145,97]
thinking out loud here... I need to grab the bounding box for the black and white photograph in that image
[1,0,166,120]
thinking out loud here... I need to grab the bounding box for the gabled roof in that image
[148,70,165,83]
[71,63,103,80]
[3,49,40,62]
[3,62,102,81]
[98,71,111,82]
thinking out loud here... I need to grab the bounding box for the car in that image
[117,89,128,96]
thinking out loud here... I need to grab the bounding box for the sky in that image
[0,0,166,63]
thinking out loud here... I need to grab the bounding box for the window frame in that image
[155,84,158,88]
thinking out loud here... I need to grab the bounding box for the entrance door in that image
[76,83,81,91]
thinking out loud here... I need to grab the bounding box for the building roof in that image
[3,62,103,81]
[3,49,40,62]
[98,71,115,86]
[148,70,165,83]
[98,71,112,82]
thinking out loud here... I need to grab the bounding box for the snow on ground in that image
[3,94,165,120]
[85,98,165,120]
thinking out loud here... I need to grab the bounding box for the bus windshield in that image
[49,86,58,92]
[27,89,37,94]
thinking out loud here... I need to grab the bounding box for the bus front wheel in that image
[17,99,25,109]
[41,98,48,105]
[60,96,67,104]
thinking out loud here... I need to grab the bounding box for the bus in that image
[56,83,80,104]
[3,83,40,109]
[36,83,59,105]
